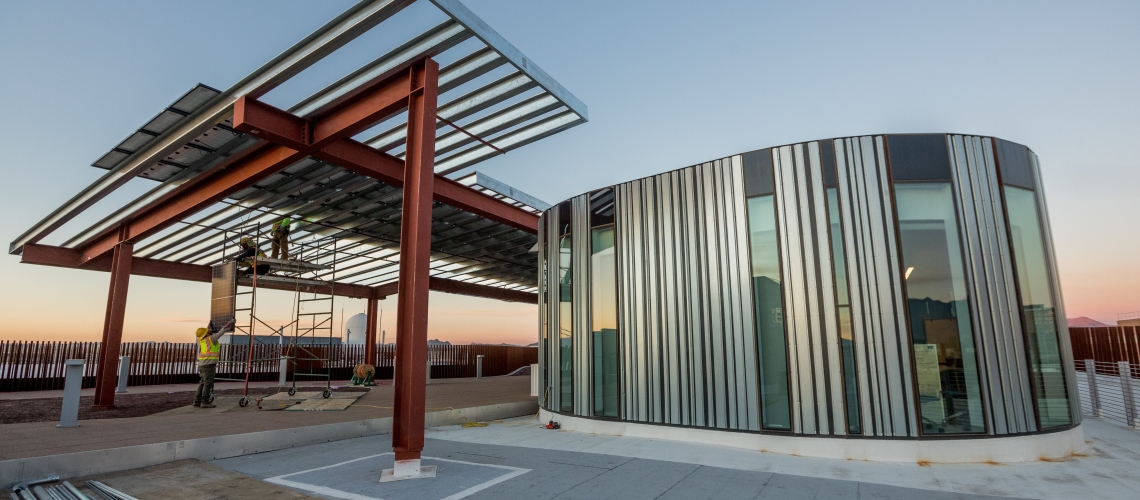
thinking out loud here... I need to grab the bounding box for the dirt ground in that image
[63,459,319,500]
[0,386,368,425]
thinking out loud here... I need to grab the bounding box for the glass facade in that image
[825,187,861,434]
[746,195,791,431]
[895,183,984,434]
[558,203,574,413]
[590,189,619,418]
[1005,186,1071,428]
[539,135,1075,442]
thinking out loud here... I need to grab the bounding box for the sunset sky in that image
[1,0,1137,344]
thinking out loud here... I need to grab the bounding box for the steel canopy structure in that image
[9,0,585,477]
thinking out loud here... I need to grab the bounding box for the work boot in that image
[193,402,201,407]
[200,403,216,409]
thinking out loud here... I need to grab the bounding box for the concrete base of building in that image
[540,408,1087,464]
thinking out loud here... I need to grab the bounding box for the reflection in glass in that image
[826,188,861,434]
[591,226,619,417]
[895,183,984,434]
[1005,186,1071,427]
[746,195,791,430]
[559,234,573,413]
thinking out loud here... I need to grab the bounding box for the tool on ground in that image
[544,420,561,429]
[10,476,58,495]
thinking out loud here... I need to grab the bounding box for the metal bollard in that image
[59,359,84,428]
[1086,359,1102,417]
[426,360,432,385]
[476,355,484,379]
[1119,361,1140,429]
[279,356,290,387]
[116,356,130,394]
[530,363,540,397]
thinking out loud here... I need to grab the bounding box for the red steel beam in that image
[365,296,378,366]
[92,227,132,409]
[79,144,307,264]
[235,98,539,233]
[22,243,535,303]
[391,58,439,466]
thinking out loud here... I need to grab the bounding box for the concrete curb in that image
[1,400,537,488]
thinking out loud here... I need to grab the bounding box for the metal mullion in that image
[851,138,888,435]
[809,142,845,435]
[836,139,871,435]
[797,144,829,434]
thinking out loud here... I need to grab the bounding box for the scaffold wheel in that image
[238,397,249,407]
[288,387,297,396]
[322,389,331,399]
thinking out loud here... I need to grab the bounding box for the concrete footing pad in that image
[0,400,536,489]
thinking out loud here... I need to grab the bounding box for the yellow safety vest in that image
[198,335,219,361]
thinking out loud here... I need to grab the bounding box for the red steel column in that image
[92,228,133,409]
[365,296,378,366]
[391,59,438,465]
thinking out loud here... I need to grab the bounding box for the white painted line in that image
[266,477,384,500]
[425,456,529,500]
[262,452,530,500]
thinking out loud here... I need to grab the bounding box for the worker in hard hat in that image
[195,318,234,408]
[229,237,270,276]
[271,216,292,260]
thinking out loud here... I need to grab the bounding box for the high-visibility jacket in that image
[272,218,292,233]
[198,335,220,362]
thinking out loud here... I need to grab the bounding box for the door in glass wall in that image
[895,183,985,434]
[1005,186,1071,428]
[591,226,619,417]
[746,194,791,431]
[559,233,574,413]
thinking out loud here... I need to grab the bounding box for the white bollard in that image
[530,363,540,397]
[59,359,84,428]
[1120,361,1139,429]
[426,360,432,385]
[116,356,130,394]
[476,355,484,379]
[279,356,290,387]
[1085,359,1102,417]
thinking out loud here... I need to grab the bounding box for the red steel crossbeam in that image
[21,243,535,303]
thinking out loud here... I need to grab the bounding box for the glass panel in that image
[826,187,861,434]
[746,194,791,431]
[895,183,985,434]
[1005,186,1071,427]
[559,234,573,413]
[591,226,619,417]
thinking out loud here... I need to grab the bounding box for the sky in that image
[0,0,1137,344]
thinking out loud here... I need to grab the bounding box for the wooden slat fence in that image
[1069,326,1140,376]
[0,341,537,392]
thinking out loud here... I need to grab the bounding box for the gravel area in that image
[0,386,369,424]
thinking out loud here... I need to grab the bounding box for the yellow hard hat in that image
[240,237,253,246]
[196,327,209,339]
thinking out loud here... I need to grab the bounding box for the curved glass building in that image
[536,134,1082,461]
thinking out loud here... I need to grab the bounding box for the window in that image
[558,202,573,413]
[825,187,861,434]
[895,184,985,434]
[743,150,791,431]
[1005,186,1071,428]
[747,195,792,431]
[590,189,619,418]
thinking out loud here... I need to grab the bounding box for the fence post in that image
[1086,359,1102,417]
[1119,361,1139,428]
[116,355,130,393]
[476,355,484,379]
[59,359,84,428]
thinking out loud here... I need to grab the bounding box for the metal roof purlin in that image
[429,0,588,121]
[8,0,413,255]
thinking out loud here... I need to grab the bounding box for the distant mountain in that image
[427,339,452,345]
[527,342,538,347]
[1068,316,1110,327]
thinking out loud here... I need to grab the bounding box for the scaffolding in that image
[211,222,338,407]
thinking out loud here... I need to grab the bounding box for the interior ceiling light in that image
[905,266,915,280]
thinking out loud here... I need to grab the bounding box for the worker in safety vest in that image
[271,217,292,260]
[229,237,269,277]
[195,318,234,408]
